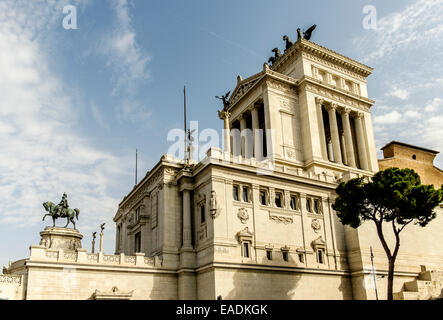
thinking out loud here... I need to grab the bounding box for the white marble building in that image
[2,38,442,300]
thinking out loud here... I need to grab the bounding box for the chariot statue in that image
[42,193,80,229]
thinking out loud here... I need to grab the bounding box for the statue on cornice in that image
[297,25,317,41]
[283,35,293,52]
[303,24,317,41]
[268,47,282,66]
[215,91,231,110]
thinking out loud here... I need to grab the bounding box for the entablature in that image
[299,76,374,112]
[271,38,373,80]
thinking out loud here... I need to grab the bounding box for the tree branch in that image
[375,221,392,258]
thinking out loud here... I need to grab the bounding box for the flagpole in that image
[135,148,138,185]
[370,246,379,300]
[184,86,188,163]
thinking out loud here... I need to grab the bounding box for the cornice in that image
[271,38,373,79]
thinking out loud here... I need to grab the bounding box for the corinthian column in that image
[355,112,369,171]
[240,115,247,158]
[341,108,356,168]
[326,103,342,164]
[218,110,231,154]
[315,98,328,161]
[251,105,262,160]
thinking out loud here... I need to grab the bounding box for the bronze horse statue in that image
[42,201,80,229]
[268,48,282,65]
[283,35,293,52]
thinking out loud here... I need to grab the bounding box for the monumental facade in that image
[1,38,442,300]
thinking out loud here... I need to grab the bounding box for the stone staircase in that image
[394,267,443,300]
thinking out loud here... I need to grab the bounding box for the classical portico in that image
[315,98,370,171]
[217,38,378,176]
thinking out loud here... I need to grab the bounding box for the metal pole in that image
[370,246,379,300]
[135,148,138,185]
[184,86,188,163]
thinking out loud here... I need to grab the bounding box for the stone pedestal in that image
[39,227,83,251]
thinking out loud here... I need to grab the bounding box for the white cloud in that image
[117,99,152,123]
[373,110,403,125]
[91,102,110,131]
[356,0,443,62]
[425,97,443,112]
[106,0,150,93]
[387,87,410,100]
[0,1,127,232]
[404,110,421,119]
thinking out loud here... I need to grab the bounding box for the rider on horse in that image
[58,193,69,217]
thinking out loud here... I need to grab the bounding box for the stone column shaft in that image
[340,133,348,165]
[355,113,369,171]
[327,104,343,164]
[240,116,247,158]
[219,111,231,154]
[316,99,328,161]
[251,107,262,160]
[341,109,356,168]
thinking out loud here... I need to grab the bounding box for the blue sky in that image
[1,0,443,267]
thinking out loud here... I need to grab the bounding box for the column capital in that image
[325,103,337,112]
[355,111,365,119]
[315,97,325,106]
[250,102,260,111]
[218,110,231,120]
[339,107,352,115]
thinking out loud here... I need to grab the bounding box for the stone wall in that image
[213,267,353,300]
[0,275,24,300]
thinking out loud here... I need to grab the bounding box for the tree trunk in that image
[387,257,396,300]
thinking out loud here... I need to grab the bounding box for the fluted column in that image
[341,108,356,168]
[240,115,247,158]
[340,132,348,165]
[355,112,369,171]
[182,190,192,249]
[218,110,231,154]
[251,106,262,160]
[326,103,342,164]
[315,98,328,161]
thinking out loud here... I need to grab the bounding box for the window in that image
[200,205,206,223]
[242,187,249,202]
[233,186,239,201]
[259,190,267,206]
[317,249,324,264]
[313,199,321,214]
[135,206,141,222]
[282,251,288,262]
[412,154,417,160]
[306,198,312,212]
[266,250,272,261]
[290,195,298,211]
[298,253,304,263]
[275,192,283,208]
[134,232,141,253]
[242,242,250,258]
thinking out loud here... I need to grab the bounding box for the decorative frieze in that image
[0,275,21,284]
[237,208,249,224]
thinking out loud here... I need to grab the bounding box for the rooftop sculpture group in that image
[42,193,80,229]
[268,25,317,66]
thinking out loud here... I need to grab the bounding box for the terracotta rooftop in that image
[381,141,440,155]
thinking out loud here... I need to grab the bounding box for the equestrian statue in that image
[42,193,80,229]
